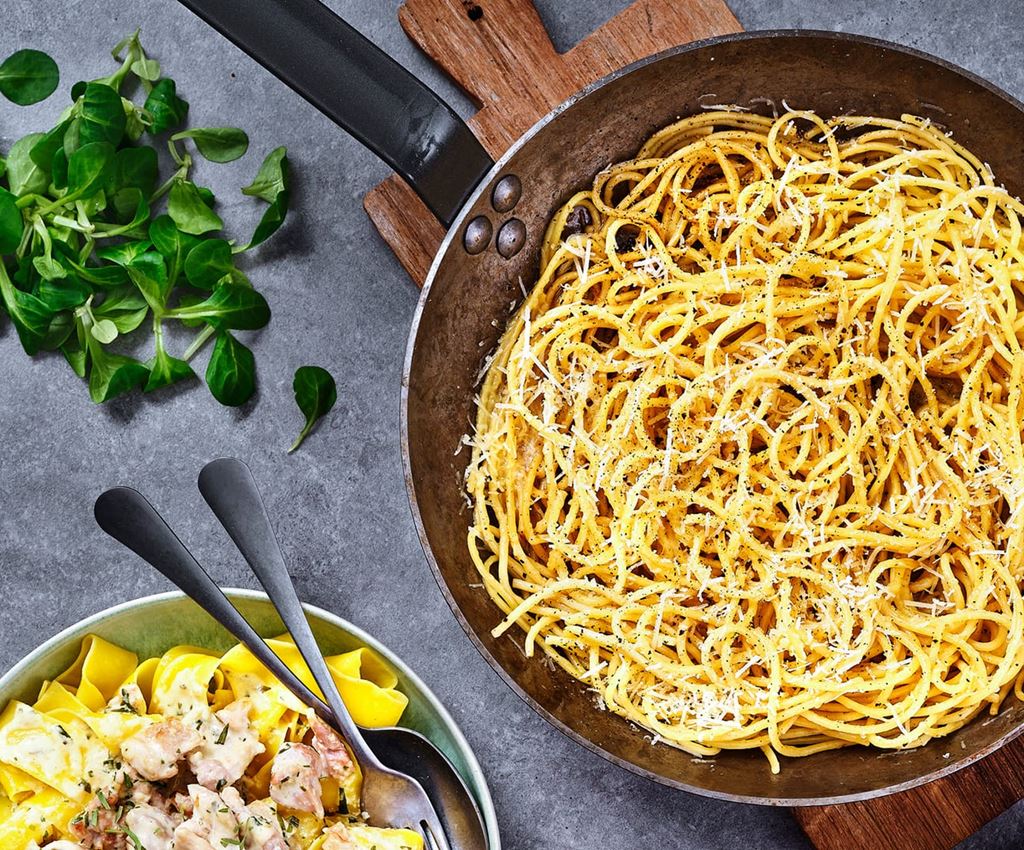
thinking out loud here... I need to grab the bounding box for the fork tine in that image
[423,811,453,850]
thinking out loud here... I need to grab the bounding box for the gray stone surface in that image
[1,1,1023,848]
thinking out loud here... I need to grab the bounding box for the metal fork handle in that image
[93,487,337,721]
[197,458,384,771]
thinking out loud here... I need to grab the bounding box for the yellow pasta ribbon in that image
[54,635,138,711]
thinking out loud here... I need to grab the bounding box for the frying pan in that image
[180,0,1024,805]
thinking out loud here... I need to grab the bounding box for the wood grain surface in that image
[362,2,1024,848]
[794,741,1024,850]
[362,0,740,284]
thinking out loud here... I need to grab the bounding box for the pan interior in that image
[404,31,1024,804]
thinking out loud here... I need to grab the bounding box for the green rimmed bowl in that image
[0,588,500,849]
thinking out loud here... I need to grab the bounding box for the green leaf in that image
[93,285,149,333]
[124,104,147,142]
[205,331,255,406]
[183,238,233,289]
[90,317,118,344]
[51,147,68,190]
[167,282,269,330]
[0,269,52,354]
[69,260,128,288]
[145,346,195,392]
[149,214,202,264]
[125,251,170,313]
[87,348,149,403]
[289,365,337,452]
[62,116,81,158]
[40,309,74,350]
[168,180,223,235]
[144,78,189,134]
[32,254,67,281]
[37,274,91,311]
[0,188,24,253]
[78,190,107,218]
[242,146,288,202]
[172,127,249,163]
[130,57,160,82]
[62,333,87,377]
[0,49,59,105]
[247,191,289,249]
[5,133,49,196]
[241,147,290,249]
[79,82,127,146]
[67,141,115,196]
[114,146,158,194]
[109,187,149,232]
[29,121,67,171]
[149,215,181,257]
[96,239,151,267]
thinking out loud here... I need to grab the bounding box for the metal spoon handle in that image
[94,486,334,723]
[197,457,381,769]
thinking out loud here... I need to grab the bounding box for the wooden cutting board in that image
[362,2,1024,847]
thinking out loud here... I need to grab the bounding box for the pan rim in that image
[400,28,1024,807]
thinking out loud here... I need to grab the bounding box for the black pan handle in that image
[177,0,494,226]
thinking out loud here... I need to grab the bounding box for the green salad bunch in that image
[0,33,291,407]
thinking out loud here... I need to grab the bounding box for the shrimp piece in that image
[172,785,241,850]
[322,823,357,850]
[309,715,355,781]
[106,684,146,715]
[188,699,265,790]
[220,786,289,850]
[269,743,325,818]
[121,717,202,781]
[124,804,180,850]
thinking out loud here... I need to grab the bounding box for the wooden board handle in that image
[363,0,741,284]
[794,735,1024,850]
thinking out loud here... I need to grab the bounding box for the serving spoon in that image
[94,468,485,850]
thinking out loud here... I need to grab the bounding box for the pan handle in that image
[177,0,494,227]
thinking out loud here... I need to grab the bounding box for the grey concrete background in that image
[1,1,1022,847]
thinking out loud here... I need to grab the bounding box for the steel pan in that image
[178,0,1024,804]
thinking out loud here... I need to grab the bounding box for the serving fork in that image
[95,457,479,850]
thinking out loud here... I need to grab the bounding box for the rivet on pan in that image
[463,216,492,255]
[496,219,526,259]
[491,175,522,213]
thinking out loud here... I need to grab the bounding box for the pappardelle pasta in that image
[0,634,421,850]
[467,109,1024,771]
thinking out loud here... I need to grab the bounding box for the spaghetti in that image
[465,110,1024,770]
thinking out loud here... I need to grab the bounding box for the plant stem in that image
[183,325,215,361]
[288,423,313,454]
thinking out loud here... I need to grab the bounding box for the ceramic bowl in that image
[0,588,500,848]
